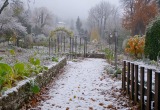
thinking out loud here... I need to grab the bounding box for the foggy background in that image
[30,0,120,20]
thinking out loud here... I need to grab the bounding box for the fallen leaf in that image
[90,98,95,102]
[107,104,113,108]
[99,103,104,106]
[89,107,93,110]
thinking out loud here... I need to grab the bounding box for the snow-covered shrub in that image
[32,34,49,47]
[24,34,33,48]
[0,7,27,41]
[145,15,160,60]
[0,4,28,48]
[105,65,115,74]
[122,38,128,50]
[34,34,48,42]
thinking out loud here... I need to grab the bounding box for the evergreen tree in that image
[76,16,82,34]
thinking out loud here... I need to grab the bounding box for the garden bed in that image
[0,57,67,110]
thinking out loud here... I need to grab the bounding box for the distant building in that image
[57,22,66,28]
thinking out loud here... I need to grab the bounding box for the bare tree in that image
[32,7,54,36]
[0,7,27,43]
[0,0,9,14]
[0,0,32,14]
[121,0,158,35]
[88,1,117,40]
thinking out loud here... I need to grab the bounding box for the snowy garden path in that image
[26,58,135,110]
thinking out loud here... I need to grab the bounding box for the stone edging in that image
[0,57,67,110]
[75,53,105,59]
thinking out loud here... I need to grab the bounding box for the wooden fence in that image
[122,60,160,110]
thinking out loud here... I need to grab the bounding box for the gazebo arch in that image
[49,27,74,56]
[50,27,73,39]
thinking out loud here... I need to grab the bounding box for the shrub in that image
[145,16,160,60]
[52,56,59,62]
[104,48,114,64]
[125,35,145,58]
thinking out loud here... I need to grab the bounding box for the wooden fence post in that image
[123,61,126,90]
[155,71,160,110]
[51,39,54,54]
[70,37,71,59]
[72,38,74,58]
[135,64,139,103]
[127,62,130,95]
[131,63,134,100]
[140,67,145,110]
[61,34,63,52]
[63,36,66,53]
[57,35,59,53]
[49,37,51,56]
[75,36,77,58]
[86,37,87,56]
[79,37,81,54]
[84,38,86,57]
[54,39,57,54]
[122,68,124,89]
[147,69,152,110]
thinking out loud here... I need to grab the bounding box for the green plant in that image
[105,65,115,74]
[29,57,48,74]
[72,59,78,62]
[115,68,122,74]
[0,57,3,61]
[30,80,40,94]
[0,63,15,90]
[0,87,8,95]
[13,62,33,78]
[0,49,50,93]
[149,60,157,65]
[29,57,41,66]
[9,49,16,56]
[52,56,58,62]
[145,16,160,60]
[104,48,114,64]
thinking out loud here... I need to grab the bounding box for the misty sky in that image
[31,0,120,20]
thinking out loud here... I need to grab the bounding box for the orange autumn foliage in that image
[125,35,145,58]
[122,0,158,35]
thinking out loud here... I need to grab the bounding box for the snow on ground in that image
[0,46,56,66]
[22,58,137,110]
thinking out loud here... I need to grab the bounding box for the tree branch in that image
[0,0,9,14]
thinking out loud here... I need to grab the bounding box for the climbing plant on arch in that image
[50,27,73,39]
[49,27,74,55]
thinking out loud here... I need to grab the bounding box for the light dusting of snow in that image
[0,58,64,98]
[27,58,131,110]
[1,77,35,98]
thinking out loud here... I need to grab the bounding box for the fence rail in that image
[122,60,160,110]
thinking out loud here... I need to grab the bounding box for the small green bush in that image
[145,16,160,60]
[104,48,114,64]
[52,56,59,62]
